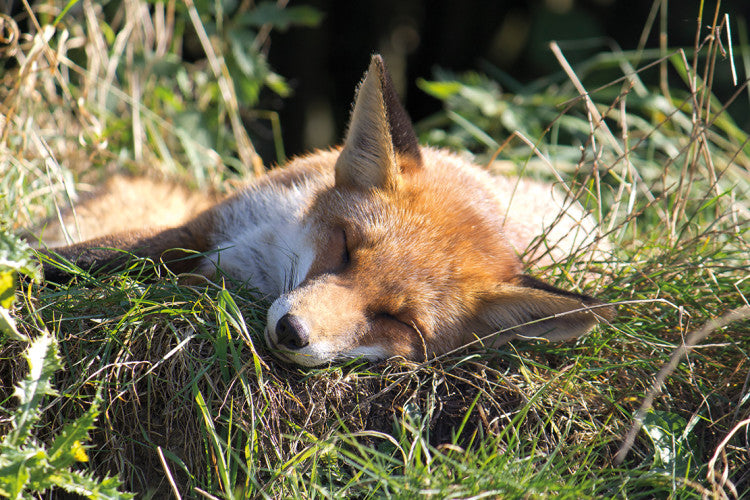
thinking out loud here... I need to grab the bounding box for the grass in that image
[1,0,749,498]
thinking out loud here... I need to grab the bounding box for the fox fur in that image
[38,55,613,367]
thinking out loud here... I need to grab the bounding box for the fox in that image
[38,55,613,367]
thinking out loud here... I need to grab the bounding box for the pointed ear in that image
[335,54,422,190]
[475,275,614,346]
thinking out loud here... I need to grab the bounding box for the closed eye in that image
[341,229,351,265]
[376,312,418,332]
[371,312,427,360]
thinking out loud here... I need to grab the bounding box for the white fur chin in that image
[339,345,390,362]
[272,343,390,367]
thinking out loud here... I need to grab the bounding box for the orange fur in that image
[36,175,219,247]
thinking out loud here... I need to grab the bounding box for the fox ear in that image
[475,275,614,346]
[335,54,422,190]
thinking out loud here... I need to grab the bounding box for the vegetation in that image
[1,1,748,498]
[0,332,131,499]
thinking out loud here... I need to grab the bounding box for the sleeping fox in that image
[39,55,613,366]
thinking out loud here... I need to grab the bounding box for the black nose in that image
[275,314,310,349]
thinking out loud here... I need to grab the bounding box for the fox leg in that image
[39,212,215,283]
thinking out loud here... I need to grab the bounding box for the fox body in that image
[41,56,612,366]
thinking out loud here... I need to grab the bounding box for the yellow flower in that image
[72,441,89,462]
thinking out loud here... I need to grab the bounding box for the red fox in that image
[40,55,613,366]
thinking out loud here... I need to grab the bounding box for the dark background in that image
[265,0,750,159]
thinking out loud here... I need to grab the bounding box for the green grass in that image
[1,1,749,498]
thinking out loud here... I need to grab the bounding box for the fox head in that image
[263,55,612,366]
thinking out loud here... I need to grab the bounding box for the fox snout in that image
[274,314,310,350]
[264,279,393,366]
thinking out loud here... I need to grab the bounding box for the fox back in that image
[39,55,612,366]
